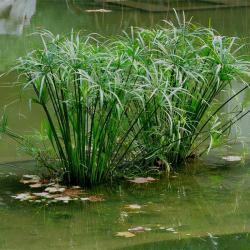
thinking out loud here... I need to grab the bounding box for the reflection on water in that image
[0,0,36,35]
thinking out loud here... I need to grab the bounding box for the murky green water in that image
[1,153,250,250]
[1,1,250,249]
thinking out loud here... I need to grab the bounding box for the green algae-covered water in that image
[1,1,250,249]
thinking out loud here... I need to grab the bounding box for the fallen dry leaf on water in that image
[29,183,42,188]
[129,177,157,184]
[125,204,141,210]
[88,195,105,202]
[85,9,112,13]
[54,196,72,203]
[12,193,35,201]
[33,192,53,198]
[20,175,40,184]
[80,195,105,202]
[115,232,135,238]
[166,227,176,232]
[23,175,40,180]
[45,186,66,194]
[222,156,242,162]
[14,176,105,204]
[63,188,85,197]
[128,226,151,233]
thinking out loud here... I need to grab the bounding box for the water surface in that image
[1,1,250,249]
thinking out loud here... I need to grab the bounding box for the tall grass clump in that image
[1,15,249,186]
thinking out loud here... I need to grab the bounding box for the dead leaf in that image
[12,193,36,201]
[115,232,135,238]
[80,197,90,201]
[20,175,41,184]
[166,227,176,232]
[85,9,112,13]
[22,175,40,180]
[33,192,52,198]
[88,195,105,202]
[54,196,72,203]
[125,204,141,210]
[45,187,66,194]
[29,183,42,188]
[222,156,242,162]
[128,226,151,233]
[129,177,157,184]
[63,188,85,197]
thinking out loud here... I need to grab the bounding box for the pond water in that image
[1,152,250,250]
[1,0,250,249]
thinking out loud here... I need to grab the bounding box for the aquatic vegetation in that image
[1,15,249,186]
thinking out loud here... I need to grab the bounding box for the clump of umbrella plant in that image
[1,15,249,186]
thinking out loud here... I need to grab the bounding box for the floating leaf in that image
[129,177,157,184]
[45,187,66,194]
[88,195,105,202]
[63,188,85,197]
[54,196,72,203]
[20,175,41,184]
[128,226,151,233]
[12,193,35,201]
[166,227,176,232]
[80,197,90,201]
[115,232,135,238]
[22,175,40,180]
[85,9,112,13]
[33,192,52,198]
[222,156,242,162]
[125,204,141,210]
[29,183,42,188]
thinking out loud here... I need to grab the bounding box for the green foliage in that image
[1,16,249,186]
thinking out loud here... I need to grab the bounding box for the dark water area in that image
[1,1,250,249]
